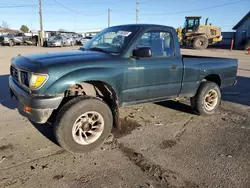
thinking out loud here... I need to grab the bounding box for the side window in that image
[136,30,174,57]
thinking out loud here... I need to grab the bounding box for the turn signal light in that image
[24,106,32,113]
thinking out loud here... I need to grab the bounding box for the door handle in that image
[171,65,177,69]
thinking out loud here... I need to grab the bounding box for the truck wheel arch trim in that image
[65,81,119,101]
[195,74,222,96]
[64,81,120,129]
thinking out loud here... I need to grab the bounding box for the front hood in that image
[23,50,114,67]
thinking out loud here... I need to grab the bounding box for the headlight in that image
[4,37,9,41]
[29,74,48,90]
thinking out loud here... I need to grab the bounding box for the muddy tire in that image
[54,96,113,153]
[191,81,221,115]
[193,36,209,50]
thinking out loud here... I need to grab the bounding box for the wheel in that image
[193,36,209,50]
[190,81,221,115]
[54,96,113,153]
[60,42,63,48]
[9,40,14,47]
[71,41,74,46]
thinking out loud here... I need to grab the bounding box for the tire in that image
[9,40,14,47]
[60,42,63,48]
[190,81,221,115]
[193,36,209,50]
[54,96,113,153]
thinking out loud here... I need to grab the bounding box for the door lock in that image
[171,65,177,69]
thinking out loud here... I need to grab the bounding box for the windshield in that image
[54,36,63,40]
[84,25,140,54]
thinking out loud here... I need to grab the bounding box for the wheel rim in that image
[72,111,104,145]
[198,41,203,46]
[204,89,218,111]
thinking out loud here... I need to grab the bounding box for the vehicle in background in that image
[80,36,92,46]
[74,34,84,45]
[47,35,75,47]
[0,33,37,46]
[177,16,222,50]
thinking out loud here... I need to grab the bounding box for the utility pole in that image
[39,0,43,46]
[136,1,139,24]
[108,8,111,27]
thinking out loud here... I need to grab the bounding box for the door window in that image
[136,30,174,57]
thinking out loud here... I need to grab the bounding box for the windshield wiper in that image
[89,47,109,54]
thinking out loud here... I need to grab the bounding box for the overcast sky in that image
[0,0,249,32]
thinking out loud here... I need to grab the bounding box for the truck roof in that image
[109,24,175,30]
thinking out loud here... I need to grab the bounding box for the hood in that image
[22,50,115,67]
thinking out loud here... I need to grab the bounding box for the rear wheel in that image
[191,81,221,115]
[54,96,113,153]
[193,36,209,50]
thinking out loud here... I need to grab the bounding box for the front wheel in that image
[191,81,221,115]
[9,40,14,47]
[54,97,113,153]
[193,36,209,50]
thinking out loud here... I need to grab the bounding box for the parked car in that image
[0,33,36,46]
[47,35,75,47]
[74,34,84,45]
[80,36,92,46]
[9,24,238,153]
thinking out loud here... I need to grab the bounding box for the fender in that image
[44,67,123,101]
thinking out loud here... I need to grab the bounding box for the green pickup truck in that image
[9,24,238,153]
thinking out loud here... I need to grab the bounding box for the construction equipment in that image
[177,16,222,50]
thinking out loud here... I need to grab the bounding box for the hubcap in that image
[204,89,218,111]
[72,111,104,145]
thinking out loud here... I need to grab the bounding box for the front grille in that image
[20,71,29,87]
[11,66,19,82]
[10,66,30,87]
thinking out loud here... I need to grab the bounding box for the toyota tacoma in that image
[9,24,238,153]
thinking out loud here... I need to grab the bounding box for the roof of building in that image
[0,28,19,33]
[233,11,250,30]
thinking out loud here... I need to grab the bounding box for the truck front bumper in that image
[9,76,63,124]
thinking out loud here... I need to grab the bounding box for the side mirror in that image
[133,47,152,58]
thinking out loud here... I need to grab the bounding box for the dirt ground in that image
[0,46,249,188]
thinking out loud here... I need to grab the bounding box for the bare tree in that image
[1,21,9,29]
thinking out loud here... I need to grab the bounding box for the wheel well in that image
[57,81,120,128]
[203,74,221,87]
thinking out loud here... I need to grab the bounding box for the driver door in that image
[122,28,183,103]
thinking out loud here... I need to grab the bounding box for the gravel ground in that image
[0,46,249,188]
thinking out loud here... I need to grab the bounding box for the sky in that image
[0,0,249,32]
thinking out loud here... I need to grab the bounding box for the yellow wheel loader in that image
[177,16,223,50]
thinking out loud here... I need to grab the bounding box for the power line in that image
[51,0,78,13]
[140,0,247,15]
[0,4,37,8]
[114,0,246,16]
